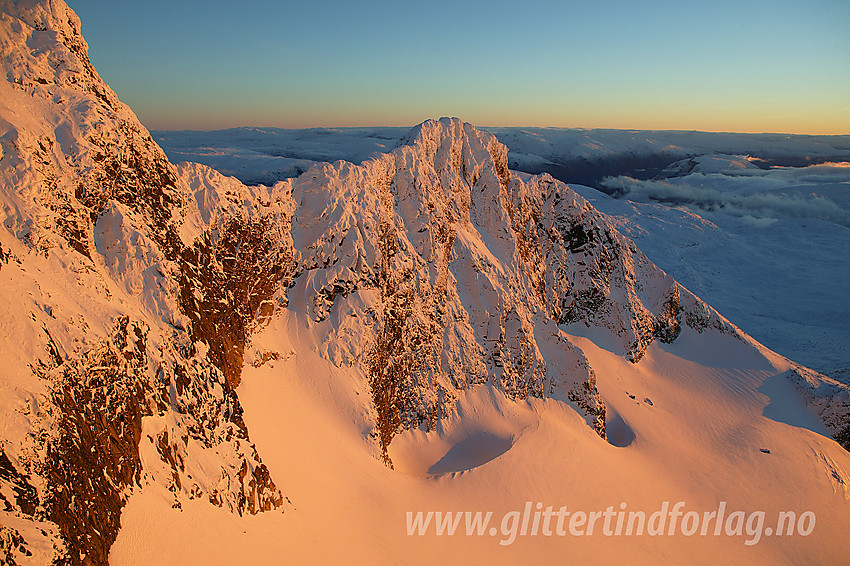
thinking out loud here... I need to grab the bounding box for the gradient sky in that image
[66,0,850,134]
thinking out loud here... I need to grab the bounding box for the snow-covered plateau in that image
[1,1,848,565]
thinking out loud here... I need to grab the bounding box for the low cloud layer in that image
[602,162,850,227]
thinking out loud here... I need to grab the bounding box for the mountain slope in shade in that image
[0,1,848,564]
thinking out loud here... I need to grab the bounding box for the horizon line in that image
[147,122,850,137]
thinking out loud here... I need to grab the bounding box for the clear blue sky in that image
[66,0,849,133]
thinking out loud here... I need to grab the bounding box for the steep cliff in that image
[1,2,288,563]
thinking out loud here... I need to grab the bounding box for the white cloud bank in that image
[602,160,850,227]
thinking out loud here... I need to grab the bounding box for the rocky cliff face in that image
[1,2,288,563]
[1,1,848,565]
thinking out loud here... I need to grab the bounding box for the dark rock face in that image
[654,286,682,344]
[182,213,295,389]
[0,449,39,518]
[835,427,850,452]
[40,317,150,566]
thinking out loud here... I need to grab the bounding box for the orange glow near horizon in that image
[76,0,850,137]
[134,105,850,136]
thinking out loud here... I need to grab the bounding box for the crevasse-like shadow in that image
[427,432,513,475]
[758,371,830,436]
[606,409,636,448]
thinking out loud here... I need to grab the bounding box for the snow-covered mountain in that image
[1,1,849,565]
[153,126,410,187]
[152,126,850,383]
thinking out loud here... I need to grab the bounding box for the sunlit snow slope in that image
[114,309,850,565]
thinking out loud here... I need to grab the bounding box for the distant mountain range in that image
[152,126,850,189]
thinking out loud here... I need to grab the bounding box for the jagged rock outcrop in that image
[287,119,606,460]
[284,118,739,460]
